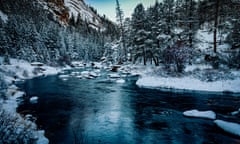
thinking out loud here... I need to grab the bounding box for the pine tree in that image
[198,0,230,53]
[176,0,199,48]
[131,4,147,65]
[115,0,126,62]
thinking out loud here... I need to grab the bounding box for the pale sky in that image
[85,0,158,22]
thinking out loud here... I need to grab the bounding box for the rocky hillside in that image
[39,0,104,30]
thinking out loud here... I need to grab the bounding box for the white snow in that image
[116,79,125,84]
[214,120,240,136]
[89,72,99,77]
[231,108,240,116]
[195,28,229,52]
[30,96,39,104]
[92,62,103,69]
[0,10,8,23]
[71,61,85,67]
[59,75,70,79]
[64,0,102,31]
[136,76,240,93]
[0,58,60,81]
[35,130,49,144]
[0,57,62,144]
[31,62,44,66]
[108,73,121,78]
[185,64,212,72]
[3,86,25,113]
[183,110,216,120]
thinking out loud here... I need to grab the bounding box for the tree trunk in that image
[189,0,193,48]
[213,0,219,53]
[143,48,146,65]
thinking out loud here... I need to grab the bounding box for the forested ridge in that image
[120,0,240,72]
[0,0,118,66]
[0,0,239,70]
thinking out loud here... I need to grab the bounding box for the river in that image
[17,69,240,144]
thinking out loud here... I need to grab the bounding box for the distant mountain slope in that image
[0,0,118,64]
[39,0,104,30]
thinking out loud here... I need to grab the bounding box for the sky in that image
[85,0,157,22]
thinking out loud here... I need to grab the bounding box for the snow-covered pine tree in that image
[176,0,199,48]
[145,2,163,66]
[131,4,147,65]
[115,0,127,62]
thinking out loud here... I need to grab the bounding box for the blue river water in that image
[17,69,240,144]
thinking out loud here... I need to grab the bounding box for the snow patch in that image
[30,96,39,104]
[183,110,216,120]
[108,73,121,78]
[231,108,240,116]
[71,61,85,67]
[214,120,240,136]
[36,130,49,144]
[0,10,8,23]
[59,75,70,79]
[0,58,60,81]
[3,85,25,113]
[136,76,240,93]
[185,64,212,72]
[116,79,125,84]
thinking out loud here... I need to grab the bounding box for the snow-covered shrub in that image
[163,41,193,73]
[23,70,29,78]
[204,53,219,69]
[3,55,10,65]
[0,108,37,144]
[226,50,240,69]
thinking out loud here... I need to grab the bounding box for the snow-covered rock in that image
[116,79,125,84]
[92,62,103,69]
[183,110,216,120]
[30,96,39,104]
[81,71,89,76]
[35,130,49,144]
[64,0,104,31]
[214,120,240,136]
[231,108,240,116]
[71,61,84,67]
[89,72,99,78]
[108,74,121,78]
[59,75,70,79]
[70,71,81,76]
[75,75,83,79]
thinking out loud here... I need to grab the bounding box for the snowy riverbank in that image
[0,58,62,144]
[136,75,240,93]
[135,64,240,94]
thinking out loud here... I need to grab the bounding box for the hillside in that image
[0,0,118,65]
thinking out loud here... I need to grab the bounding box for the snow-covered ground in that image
[0,58,61,84]
[1,84,48,144]
[136,75,240,93]
[132,63,240,94]
[0,57,62,144]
